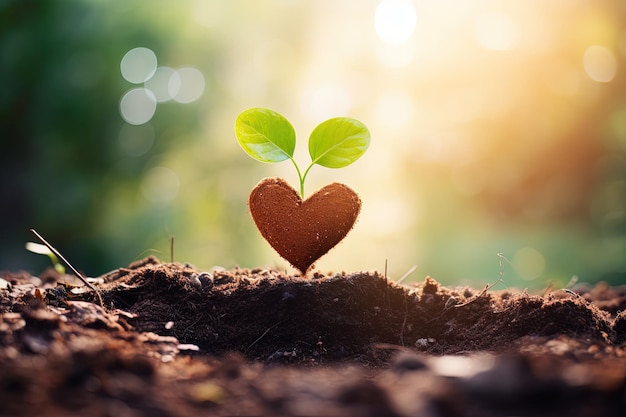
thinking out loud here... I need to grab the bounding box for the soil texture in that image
[249,177,361,274]
[1,256,626,416]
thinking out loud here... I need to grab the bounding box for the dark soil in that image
[2,256,626,416]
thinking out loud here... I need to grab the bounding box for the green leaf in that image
[234,108,296,163]
[308,117,370,168]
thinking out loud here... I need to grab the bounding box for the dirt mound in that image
[1,256,625,416]
[87,256,623,362]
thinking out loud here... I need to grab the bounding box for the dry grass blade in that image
[30,228,104,309]
[455,252,507,308]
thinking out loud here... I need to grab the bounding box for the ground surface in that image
[1,256,626,416]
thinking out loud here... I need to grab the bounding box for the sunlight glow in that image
[374,0,417,44]
[513,248,546,280]
[543,61,582,97]
[301,84,352,122]
[473,12,518,51]
[583,45,617,82]
[101,0,626,283]
[141,166,180,203]
[373,90,415,132]
[362,198,413,235]
[376,42,415,67]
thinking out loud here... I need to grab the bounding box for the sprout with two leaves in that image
[235,108,370,196]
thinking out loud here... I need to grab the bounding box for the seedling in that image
[234,108,371,274]
[26,242,66,274]
[235,108,370,197]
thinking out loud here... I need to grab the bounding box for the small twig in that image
[396,265,417,285]
[244,321,282,354]
[455,252,507,308]
[399,296,408,347]
[384,259,387,280]
[373,343,410,352]
[384,259,390,309]
[564,275,579,289]
[170,235,175,263]
[560,275,582,299]
[541,280,554,297]
[563,288,579,297]
[30,229,104,309]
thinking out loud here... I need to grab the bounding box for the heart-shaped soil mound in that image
[249,177,361,274]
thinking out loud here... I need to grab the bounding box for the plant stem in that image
[300,163,316,198]
[289,157,305,197]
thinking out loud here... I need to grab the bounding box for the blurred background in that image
[1,0,625,289]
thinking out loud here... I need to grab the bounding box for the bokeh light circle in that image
[168,67,205,103]
[374,0,417,44]
[583,45,617,83]
[117,123,155,157]
[120,47,157,84]
[144,66,177,102]
[119,88,157,125]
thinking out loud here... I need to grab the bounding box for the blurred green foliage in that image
[1,0,625,289]
[1,0,207,273]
